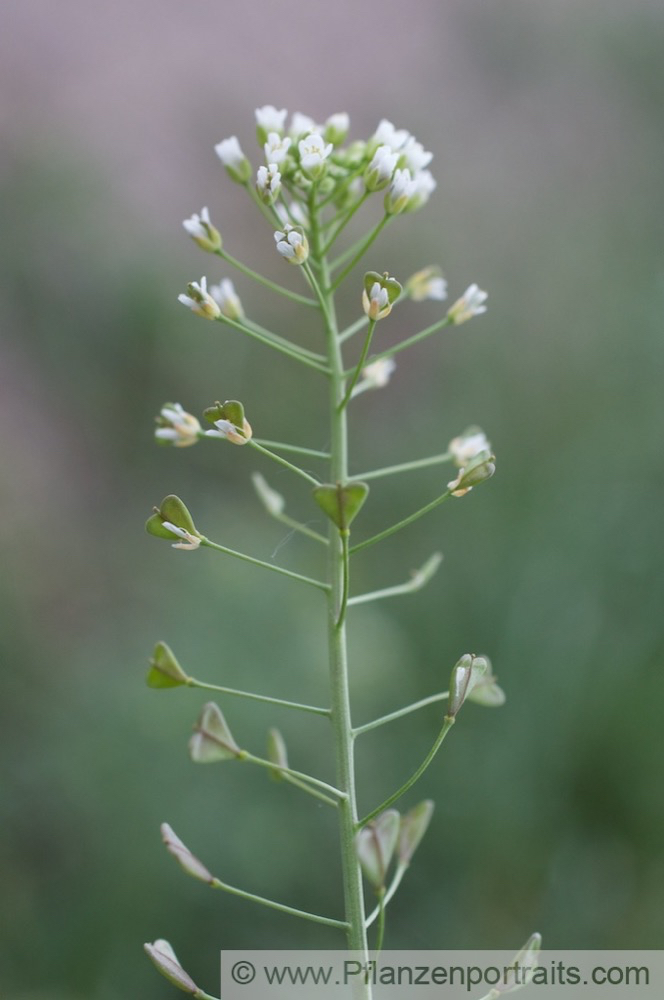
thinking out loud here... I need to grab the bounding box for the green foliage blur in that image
[2,4,664,998]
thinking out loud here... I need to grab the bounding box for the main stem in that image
[312,202,371,979]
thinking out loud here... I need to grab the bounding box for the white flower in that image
[177,276,221,320]
[373,118,410,152]
[448,427,492,467]
[255,105,287,134]
[384,168,417,215]
[402,137,433,173]
[264,132,291,165]
[365,144,399,191]
[325,112,350,143]
[298,133,333,177]
[363,357,396,387]
[256,163,281,204]
[182,206,221,252]
[214,136,251,182]
[447,284,488,324]
[155,403,202,448]
[407,169,436,210]
[209,278,243,320]
[205,416,252,445]
[290,112,318,136]
[362,281,390,320]
[406,267,448,302]
[351,358,397,397]
[160,522,202,550]
[274,224,309,264]
[215,136,243,168]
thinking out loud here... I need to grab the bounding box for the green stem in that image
[356,452,453,482]
[200,537,329,591]
[269,510,329,545]
[354,692,449,737]
[335,532,350,628]
[374,889,386,955]
[310,193,372,971]
[361,315,452,367]
[350,489,453,555]
[242,751,346,803]
[365,863,407,928]
[243,317,327,362]
[281,772,339,807]
[215,247,318,308]
[214,314,328,373]
[338,320,376,411]
[339,315,369,344]
[248,440,321,486]
[211,877,348,930]
[321,191,370,255]
[358,716,455,827]
[330,215,390,291]
[187,677,330,717]
[348,552,443,606]
[253,438,330,459]
[243,179,284,228]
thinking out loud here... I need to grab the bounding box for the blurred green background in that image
[2,1,663,997]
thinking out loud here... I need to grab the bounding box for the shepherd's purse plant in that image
[143,105,538,1000]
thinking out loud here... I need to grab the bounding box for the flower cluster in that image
[214,107,437,229]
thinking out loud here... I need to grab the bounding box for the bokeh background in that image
[2,0,663,997]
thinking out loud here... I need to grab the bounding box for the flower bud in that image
[264,132,291,166]
[405,266,448,302]
[147,641,191,689]
[266,727,289,781]
[405,169,436,212]
[203,399,252,445]
[448,654,489,718]
[144,939,199,995]
[256,163,281,205]
[154,403,201,448]
[324,112,350,146]
[364,144,398,192]
[297,133,333,180]
[362,271,402,321]
[209,279,244,321]
[177,276,221,320]
[289,112,318,138]
[447,451,496,497]
[214,136,252,184]
[369,119,410,156]
[398,800,435,866]
[255,105,287,144]
[401,136,434,174]
[274,224,309,265]
[384,168,417,216]
[355,810,401,890]
[189,702,241,762]
[447,283,488,324]
[161,823,214,884]
[182,207,221,252]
